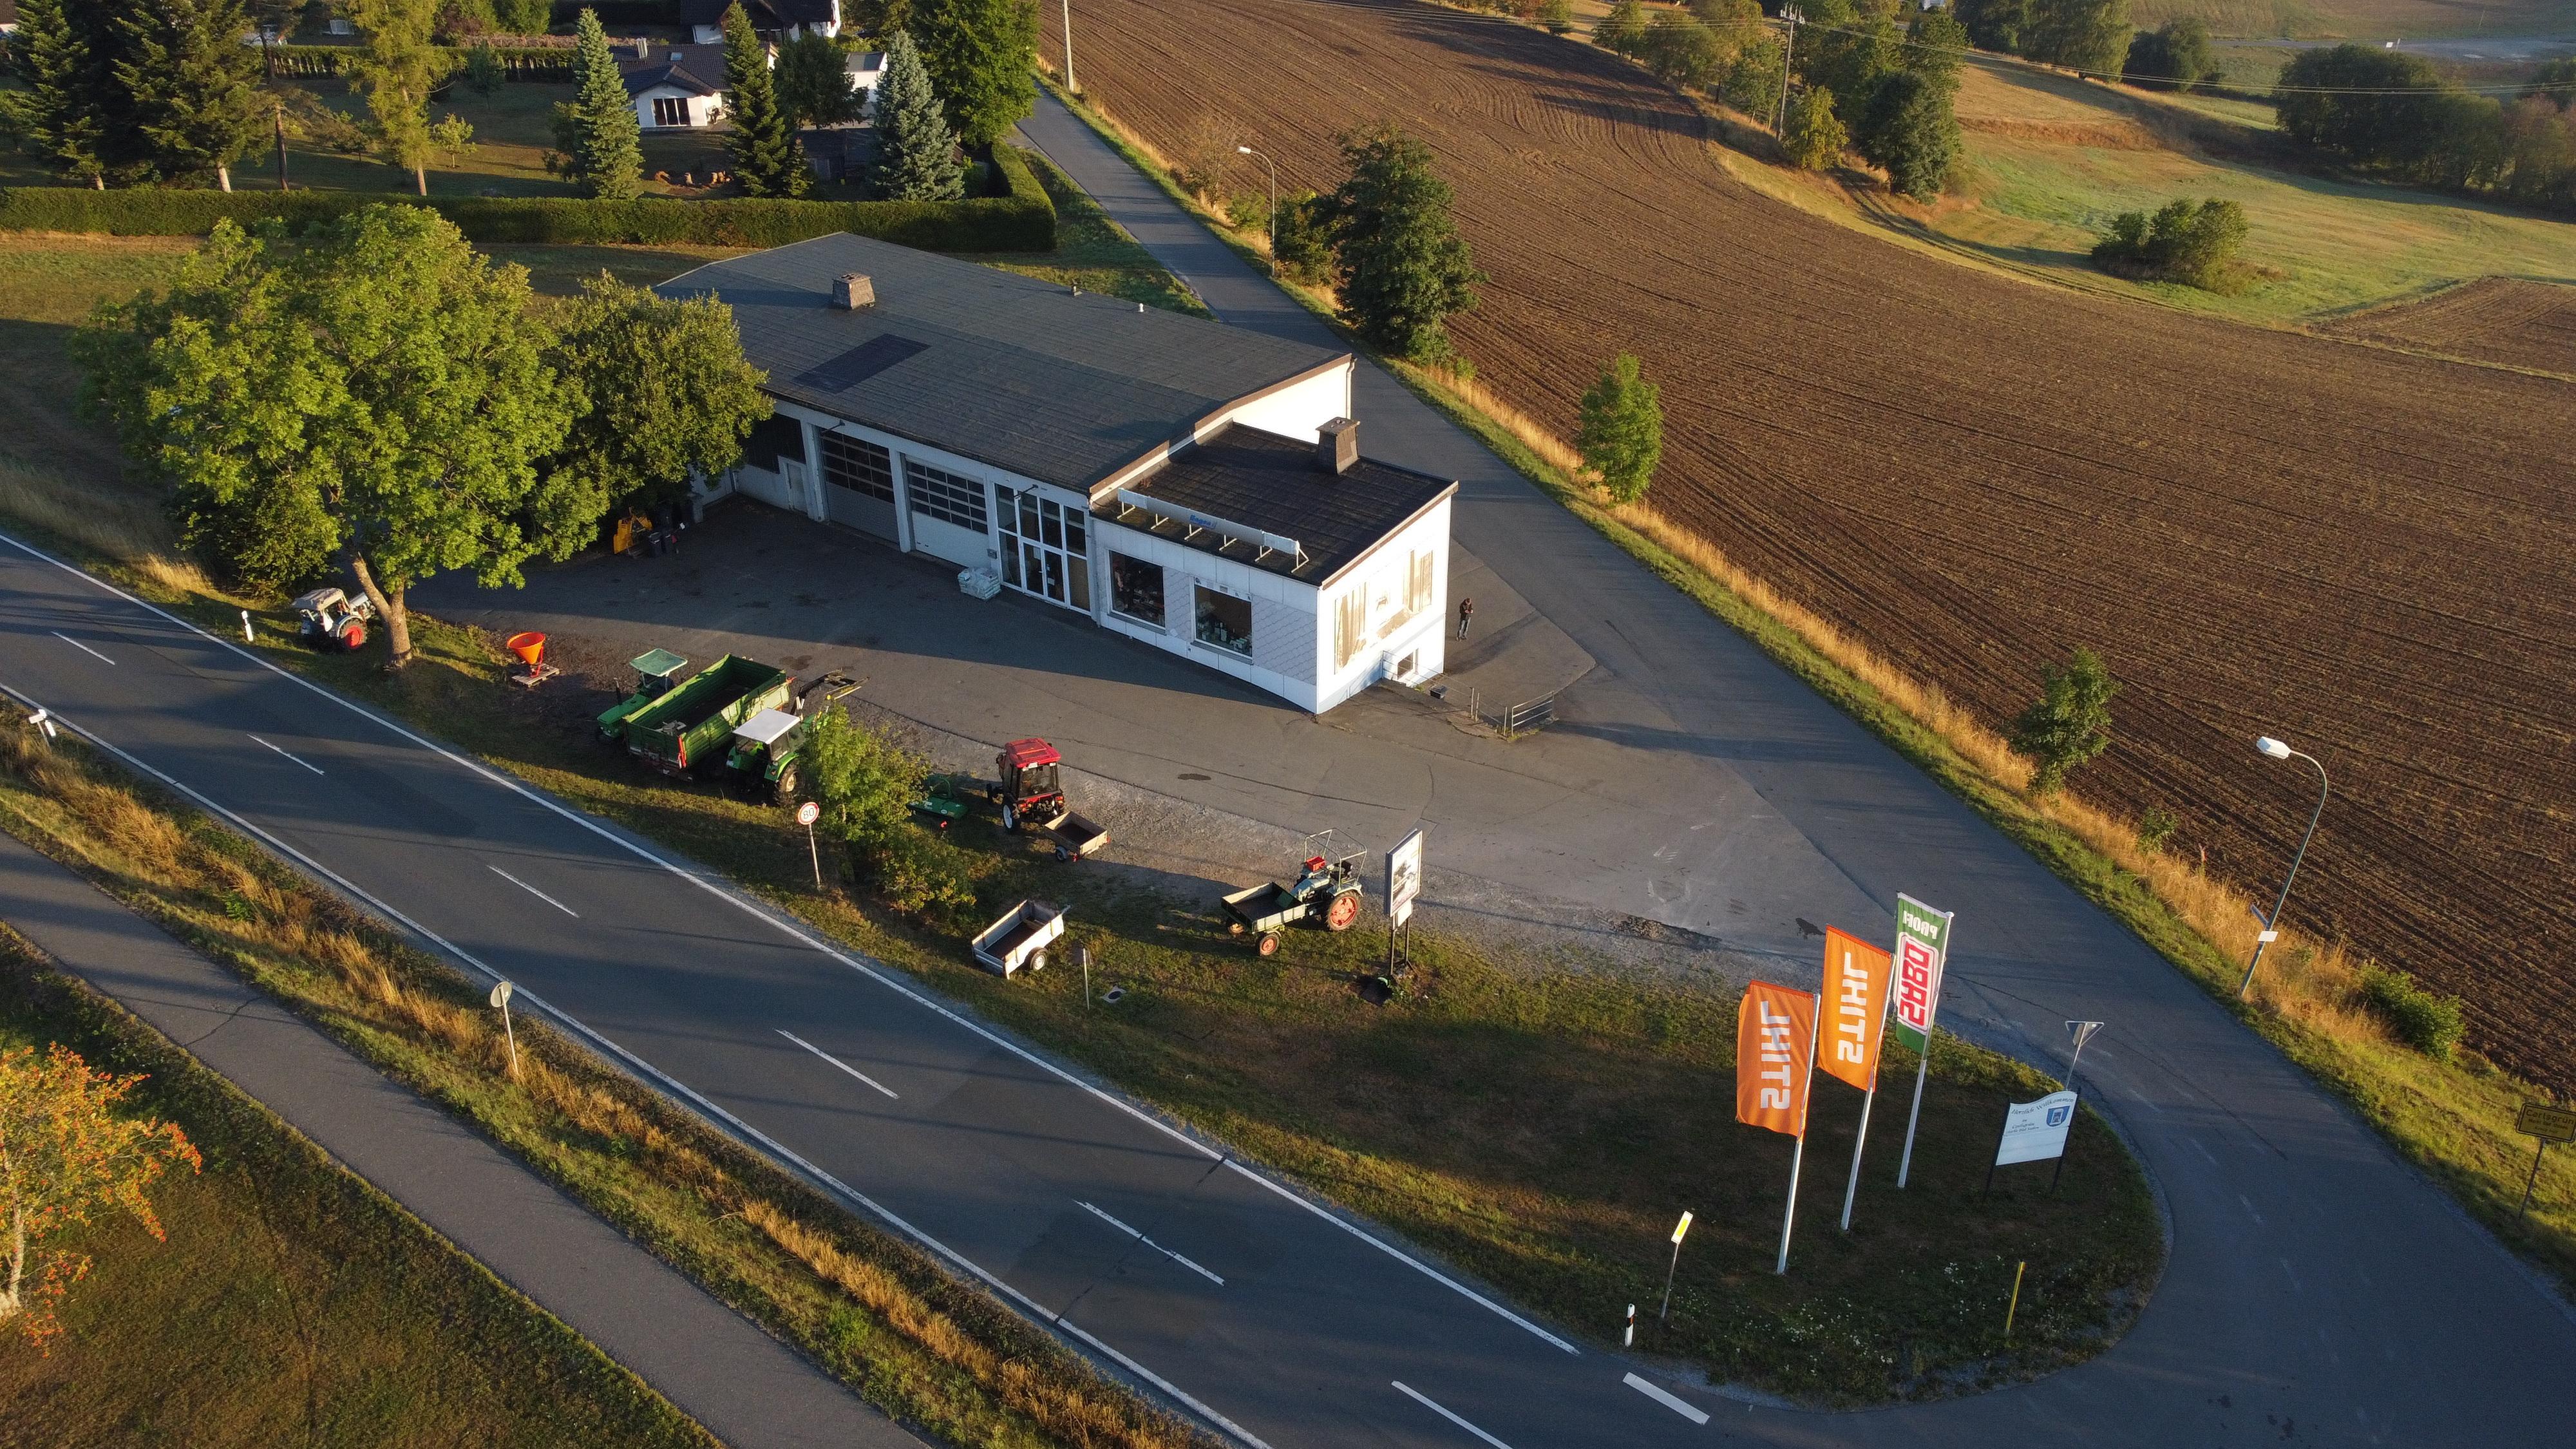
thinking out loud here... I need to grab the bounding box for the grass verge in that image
[0,727,1209,1449]
[1036,68,2576,1294]
[0,926,715,1448]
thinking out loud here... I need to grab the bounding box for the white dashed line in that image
[249,734,324,775]
[777,1028,898,1099]
[487,864,576,916]
[1081,1200,1225,1285]
[52,632,114,665]
[1392,1381,1515,1448]
[1623,1372,1710,1425]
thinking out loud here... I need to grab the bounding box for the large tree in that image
[2023,0,2130,75]
[555,6,645,198]
[776,28,860,129]
[912,0,1036,147]
[871,30,965,200]
[1856,68,1960,200]
[116,0,269,191]
[1640,12,1726,92]
[1317,124,1485,364]
[0,1045,200,1352]
[543,274,770,527]
[77,208,578,667]
[348,0,449,195]
[0,0,117,187]
[1575,353,1663,504]
[721,1,810,197]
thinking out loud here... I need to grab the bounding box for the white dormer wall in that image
[634,83,723,130]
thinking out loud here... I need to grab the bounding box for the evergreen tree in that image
[1799,0,1902,106]
[1856,68,1958,200]
[721,1,810,197]
[871,30,964,200]
[349,0,446,195]
[556,8,645,198]
[777,28,860,129]
[1575,353,1663,504]
[2009,647,2119,794]
[1316,124,1485,363]
[1904,7,1971,89]
[117,0,269,191]
[913,0,1036,147]
[0,0,113,186]
[2023,0,2129,75]
[1783,87,1847,169]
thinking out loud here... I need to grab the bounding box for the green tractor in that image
[723,671,864,806]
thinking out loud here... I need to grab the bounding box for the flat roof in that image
[1101,424,1456,585]
[660,234,1349,494]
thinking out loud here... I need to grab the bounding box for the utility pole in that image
[1061,0,1078,93]
[1774,7,1801,137]
[274,100,290,191]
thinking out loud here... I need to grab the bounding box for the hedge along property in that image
[0,144,1055,251]
[668,234,1458,712]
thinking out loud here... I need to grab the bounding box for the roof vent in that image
[831,273,876,310]
[1317,417,1359,477]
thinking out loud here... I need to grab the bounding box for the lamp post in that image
[2239,735,2328,999]
[1237,144,1278,274]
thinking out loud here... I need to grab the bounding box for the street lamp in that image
[2239,735,2328,999]
[1237,144,1278,275]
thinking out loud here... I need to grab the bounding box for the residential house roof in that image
[1101,424,1456,583]
[623,46,723,97]
[658,234,1353,497]
[679,0,838,28]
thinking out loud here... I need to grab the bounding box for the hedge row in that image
[0,146,1057,252]
[270,43,584,77]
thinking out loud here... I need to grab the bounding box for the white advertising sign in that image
[1994,1090,2079,1167]
[1386,828,1425,929]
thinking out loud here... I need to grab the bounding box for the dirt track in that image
[2325,278,2576,376]
[1067,0,2576,1087]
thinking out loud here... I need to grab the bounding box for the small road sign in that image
[795,800,821,826]
[2517,1101,2576,1144]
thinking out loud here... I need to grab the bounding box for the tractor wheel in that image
[1323,892,1362,932]
[771,763,800,804]
[1256,932,1281,958]
[337,621,367,651]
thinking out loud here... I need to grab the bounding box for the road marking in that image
[2279,1256,2302,1294]
[1079,1200,1225,1285]
[1062,1317,1273,1449]
[2190,1138,2220,1167]
[778,1029,897,1099]
[1623,1372,1710,1425]
[1392,1381,1515,1448]
[53,631,114,665]
[249,734,324,775]
[2240,1194,2266,1226]
[487,864,576,916]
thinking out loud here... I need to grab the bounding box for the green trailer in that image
[596,649,692,745]
[618,654,793,776]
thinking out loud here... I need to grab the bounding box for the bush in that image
[1539,0,1575,33]
[0,143,1057,249]
[1271,189,1331,283]
[2009,645,2117,794]
[870,830,981,931]
[1783,88,1846,171]
[2091,196,2246,290]
[2359,967,2466,1060]
[2134,806,2178,855]
[2123,17,2220,92]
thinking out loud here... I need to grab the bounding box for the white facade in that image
[634,84,724,131]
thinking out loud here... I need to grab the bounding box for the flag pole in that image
[1776,1003,1820,1274]
[1896,1042,1931,1188]
[1839,1084,1875,1231]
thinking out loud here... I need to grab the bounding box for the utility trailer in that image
[971,900,1065,979]
[618,654,793,776]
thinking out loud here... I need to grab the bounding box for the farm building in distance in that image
[661,234,1457,714]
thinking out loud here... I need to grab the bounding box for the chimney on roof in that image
[831,273,876,310]
[1317,417,1359,477]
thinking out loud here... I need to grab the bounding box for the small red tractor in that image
[987,737,1110,862]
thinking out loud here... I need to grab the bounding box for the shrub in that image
[2359,967,2466,1060]
[2134,806,2178,855]
[2123,17,2220,92]
[462,42,507,94]
[1598,0,1651,58]
[871,829,981,931]
[1783,88,1846,170]
[1575,351,1662,503]
[2009,645,2118,794]
[1539,0,1575,33]
[0,142,1056,249]
[802,707,931,856]
[2091,196,2246,290]
[1271,189,1331,283]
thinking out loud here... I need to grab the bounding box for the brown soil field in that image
[2324,278,2576,376]
[1064,0,2576,1089]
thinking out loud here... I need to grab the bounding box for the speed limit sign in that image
[795,800,820,826]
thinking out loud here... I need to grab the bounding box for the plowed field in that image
[2325,279,2576,376]
[1066,0,2576,1088]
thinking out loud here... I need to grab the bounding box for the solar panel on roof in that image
[795,334,929,392]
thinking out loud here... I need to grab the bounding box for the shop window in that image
[1110,553,1166,628]
[819,431,892,500]
[904,459,987,530]
[1195,585,1251,657]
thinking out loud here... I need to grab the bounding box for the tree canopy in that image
[1598,1,1651,59]
[114,0,268,191]
[873,29,965,200]
[2010,646,2119,793]
[1856,68,1960,200]
[544,274,771,527]
[2123,17,2221,91]
[1641,13,1728,92]
[1783,87,1847,171]
[913,0,1037,148]
[777,29,862,129]
[721,1,810,197]
[1575,353,1663,504]
[0,0,118,186]
[1317,124,1485,364]
[348,0,447,195]
[555,8,645,199]
[0,1044,200,1354]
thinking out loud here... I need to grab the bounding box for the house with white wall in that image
[661,234,1457,714]
[683,0,840,44]
[623,46,726,129]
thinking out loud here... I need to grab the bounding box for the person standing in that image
[1456,596,1475,640]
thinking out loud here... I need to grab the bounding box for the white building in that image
[623,46,726,130]
[683,0,840,44]
[662,234,1457,714]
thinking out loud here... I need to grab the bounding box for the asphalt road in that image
[0,830,920,1449]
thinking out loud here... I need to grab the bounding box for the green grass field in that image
[0,930,714,1448]
[1868,64,2576,323]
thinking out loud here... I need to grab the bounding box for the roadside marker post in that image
[241,609,254,643]
[1624,1302,1636,1347]
[1889,895,1956,1189]
[1659,1212,1691,1321]
[489,978,520,1081]
[795,800,822,891]
[2515,1101,2576,1217]
[2003,1260,2026,1342]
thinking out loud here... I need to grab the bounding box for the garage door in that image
[818,431,899,540]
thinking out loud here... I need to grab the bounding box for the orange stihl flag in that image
[1736,980,1818,1138]
[1819,928,1894,1093]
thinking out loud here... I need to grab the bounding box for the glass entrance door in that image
[996,486,1090,612]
